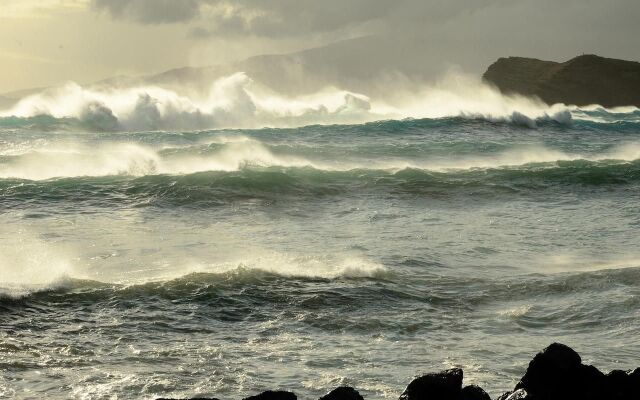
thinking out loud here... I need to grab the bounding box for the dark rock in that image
[156,398,219,400]
[483,54,640,107]
[461,385,491,400]
[605,370,634,399]
[319,386,364,400]
[630,367,640,384]
[511,342,640,399]
[515,343,601,399]
[496,389,529,400]
[399,368,463,400]
[243,391,297,400]
[579,364,608,398]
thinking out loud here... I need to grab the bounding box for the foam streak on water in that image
[1,95,639,399]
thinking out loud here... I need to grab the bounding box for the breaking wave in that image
[1,71,637,132]
[0,235,389,299]
[1,136,639,181]
[0,232,78,298]
[0,73,376,131]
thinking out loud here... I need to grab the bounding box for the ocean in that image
[1,101,639,399]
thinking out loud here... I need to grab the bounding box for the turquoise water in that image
[1,110,639,399]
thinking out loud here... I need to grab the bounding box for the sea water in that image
[1,104,639,399]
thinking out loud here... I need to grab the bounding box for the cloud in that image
[90,0,498,36]
[88,0,640,54]
[185,0,391,38]
[85,0,640,80]
[91,0,204,24]
[90,0,393,31]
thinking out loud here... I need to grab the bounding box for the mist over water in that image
[0,71,580,132]
[1,76,640,399]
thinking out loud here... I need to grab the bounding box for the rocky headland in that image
[158,343,639,400]
[483,55,640,108]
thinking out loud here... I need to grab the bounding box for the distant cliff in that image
[483,55,640,107]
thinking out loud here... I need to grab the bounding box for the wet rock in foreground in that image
[399,368,463,399]
[243,391,297,400]
[156,398,220,400]
[461,385,491,400]
[496,389,529,400]
[319,386,364,400]
[497,342,639,400]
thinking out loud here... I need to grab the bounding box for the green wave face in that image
[1,110,639,208]
[1,159,639,209]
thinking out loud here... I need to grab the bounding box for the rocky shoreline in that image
[159,343,639,400]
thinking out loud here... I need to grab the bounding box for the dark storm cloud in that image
[89,0,640,68]
[189,0,396,38]
[90,0,499,36]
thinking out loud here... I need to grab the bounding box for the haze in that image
[1,0,639,94]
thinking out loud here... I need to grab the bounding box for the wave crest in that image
[2,71,638,132]
[1,137,640,181]
[0,240,390,299]
[0,74,375,131]
[0,232,78,298]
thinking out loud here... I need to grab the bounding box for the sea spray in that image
[0,230,78,298]
[2,134,639,180]
[4,71,632,132]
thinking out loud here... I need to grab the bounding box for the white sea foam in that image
[0,140,317,180]
[160,252,391,283]
[498,305,533,318]
[604,142,640,161]
[1,139,639,181]
[3,70,636,132]
[541,253,640,273]
[0,229,388,297]
[0,73,376,131]
[391,146,577,172]
[0,231,78,298]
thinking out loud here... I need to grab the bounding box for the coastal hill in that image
[2,35,492,107]
[483,54,640,107]
[1,36,449,103]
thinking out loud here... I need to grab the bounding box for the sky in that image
[1,0,639,94]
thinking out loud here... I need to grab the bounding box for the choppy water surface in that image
[1,108,639,399]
